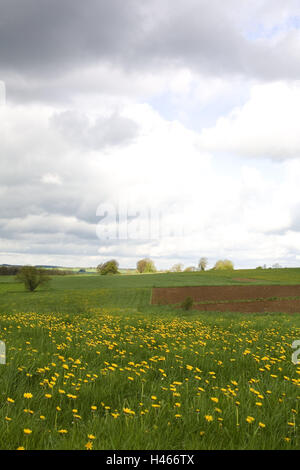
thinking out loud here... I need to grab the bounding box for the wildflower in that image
[23,393,33,399]
[123,408,135,415]
[91,405,97,411]
[85,441,93,450]
[259,422,266,428]
[211,397,219,403]
[246,416,255,424]
[58,429,68,434]
[7,398,14,404]
[205,415,213,422]
[17,447,25,450]
[24,429,32,435]
[88,434,96,440]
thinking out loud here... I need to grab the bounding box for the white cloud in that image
[198,81,300,159]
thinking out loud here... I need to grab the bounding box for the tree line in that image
[96,257,234,275]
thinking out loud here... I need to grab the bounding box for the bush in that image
[171,263,183,272]
[181,296,194,311]
[136,258,156,273]
[97,260,119,275]
[15,266,51,292]
[213,259,234,270]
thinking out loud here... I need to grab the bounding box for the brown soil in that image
[152,285,300,305]
[192,299,300,314]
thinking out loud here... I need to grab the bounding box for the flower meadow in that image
[0,308,300,450]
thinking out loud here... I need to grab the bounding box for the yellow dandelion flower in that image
[246,416,255,424]
[24,429,32,435]
[23,393,33,399]
[205,415,213,422]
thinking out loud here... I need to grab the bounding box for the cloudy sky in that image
[1,0,300,269]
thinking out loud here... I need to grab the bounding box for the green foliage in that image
[198,257,208,271]
[213,259,234,270]
[15,266,51,292]
[97,260,119,275]
[171,263,183,272]
[136,258,156,273]
[181,296,193,310]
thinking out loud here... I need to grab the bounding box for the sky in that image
[1,0,300,270]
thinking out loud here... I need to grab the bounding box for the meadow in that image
[1,268,300,450]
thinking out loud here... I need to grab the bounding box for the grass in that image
[1,268,300,449]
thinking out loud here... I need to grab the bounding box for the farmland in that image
[1,268,300,449]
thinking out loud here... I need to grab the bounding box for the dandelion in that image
[7,398,14,404]
[205,415,213,422]
[23,393,33,399]
[246,416,255,424]
[259,422,266,428]
[24,429,32,435]
[85,441,93,450]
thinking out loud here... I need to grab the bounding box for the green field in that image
[1,268,300,450]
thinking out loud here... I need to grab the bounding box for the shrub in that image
[136,258,156,273]
[97,260,119,275]
[181,296,194,311]
[213,259,234,270]
[171,263,184,272]
[15,266,51,292]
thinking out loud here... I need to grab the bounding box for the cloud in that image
[198,81,300,159]
[2,0,300,105]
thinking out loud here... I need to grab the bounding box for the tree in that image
[136,258,156,273]
[184,266,196,272]
[213,259,234,270]
[171,263,183,272]
[15,266,51,292]
[198,257,208,271]
[97,260,119,275]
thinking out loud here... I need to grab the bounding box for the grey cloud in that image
[51,111,139,150]
[1,0,300,104]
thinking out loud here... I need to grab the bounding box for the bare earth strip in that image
[191,299,300,313]
[152,285,300,309]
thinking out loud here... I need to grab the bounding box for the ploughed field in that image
[1,268,300,450]
[152,285,300,313]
